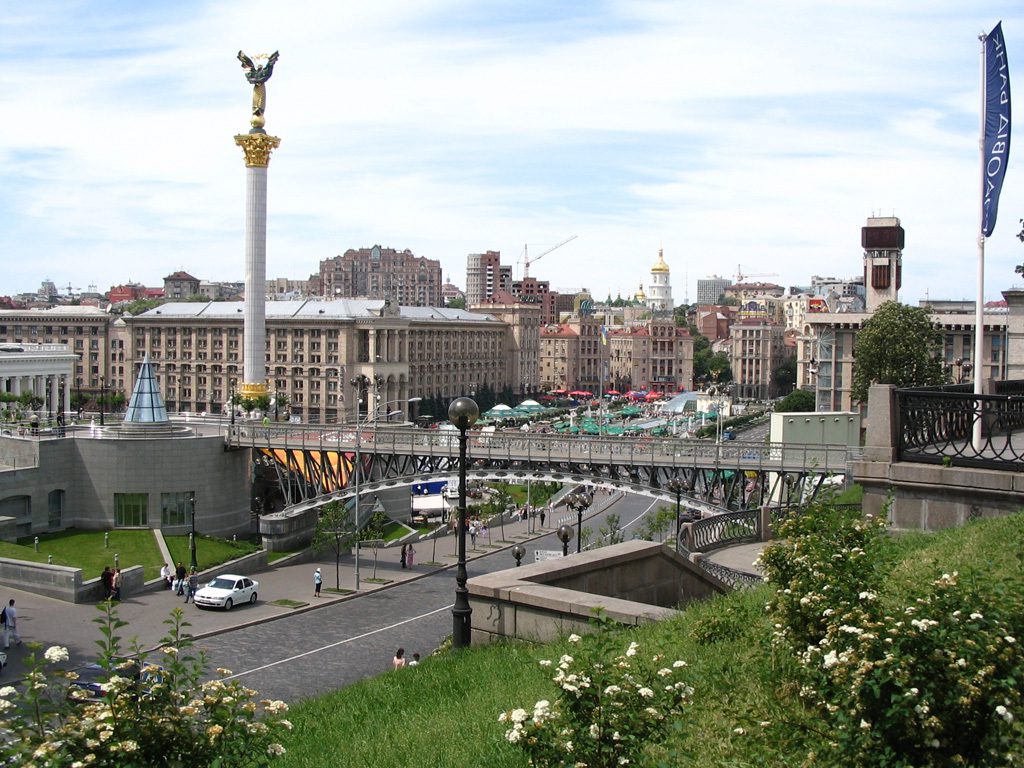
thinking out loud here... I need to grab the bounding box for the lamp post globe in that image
[557,525,573,556]
[512,543,526,567]
[448,396,479,649]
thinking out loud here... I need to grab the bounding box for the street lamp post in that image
[229,383,235,426]
[189,495,198,571]
[666,476,686,553]
[449,396,480,650]
[512,543,525,567]
[99,379,107,426]
[566,489,592,553]
[557,525,573,556]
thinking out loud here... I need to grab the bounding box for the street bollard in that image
[114,553,119,569]
[34,536,39,552]
[47,555,53,564]
[104,532,109,548]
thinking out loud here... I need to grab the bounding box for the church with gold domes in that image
[644,248,674,312]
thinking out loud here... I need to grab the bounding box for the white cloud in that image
[0,0,1021,304]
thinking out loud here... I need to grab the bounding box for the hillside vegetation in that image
[277,512,1024,767]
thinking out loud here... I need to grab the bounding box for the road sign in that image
[534,549,562,562]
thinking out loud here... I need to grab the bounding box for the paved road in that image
[2,490,738,705]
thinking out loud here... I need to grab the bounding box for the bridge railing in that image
[685,508,761,553]
[228,423,854,473]
[896,385,1024,470]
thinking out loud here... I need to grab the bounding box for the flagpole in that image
[974,30,987,452]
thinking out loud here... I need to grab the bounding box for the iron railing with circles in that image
[686,508,760,553]
[896,387,1024,470]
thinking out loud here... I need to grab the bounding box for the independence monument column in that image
[234,51,281,401]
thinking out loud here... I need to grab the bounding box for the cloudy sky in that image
[2,1,1022,306]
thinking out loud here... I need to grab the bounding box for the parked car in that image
[68,659,164,701]
[193,574,259,611]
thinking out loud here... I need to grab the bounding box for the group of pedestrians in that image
[99,566,123,601]
[392,647,420,669]
[398,543,416,569]
[160,562,199,603]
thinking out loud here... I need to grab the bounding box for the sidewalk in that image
[0,509,559,679]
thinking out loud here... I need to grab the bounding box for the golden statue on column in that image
[237,50,279,133]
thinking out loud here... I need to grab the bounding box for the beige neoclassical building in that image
[124,299,517,422]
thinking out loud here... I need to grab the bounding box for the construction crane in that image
[522,235,578,279]
[734,264,779,284]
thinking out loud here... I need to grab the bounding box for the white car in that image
[193,574,259,611]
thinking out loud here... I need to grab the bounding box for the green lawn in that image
[274,513,1024,767]
[0,529,165,582]
[164,535,261,573]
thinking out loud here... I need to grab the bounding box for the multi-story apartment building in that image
[470,297,542,396]
[608,321,693,394]
[696,276,732,305]
[465,250,511,307]
[163,271,201,299]
[0,306,127,399]
[318,245,442,307]
[510,276,559,325]
[539,315,606,392]
[730,319,791,400]
[124,299,509,422]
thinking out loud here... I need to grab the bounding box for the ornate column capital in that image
[234,133,281,168]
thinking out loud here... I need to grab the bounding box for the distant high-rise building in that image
[319,245,442,306]
[466,250,511,306]
[696,276,732,305]
[511,276,559,324]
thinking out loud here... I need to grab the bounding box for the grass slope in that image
[275,514,1024,767]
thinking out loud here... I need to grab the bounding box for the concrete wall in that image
[0,434,252,540]
[467,540,728,645]
[854,383,1024,531]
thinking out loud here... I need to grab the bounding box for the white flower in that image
[589,724,600,738]
[44,646,70,664]
[568,634,582,643]
[672,660,687,668]
[996,705,1014,724]
[970,612,984,620]
[267,744,286,756]
[638,687,654,698]
[539,659,552,667]
[859,719,871,730]
[0,686,16,698]
[822,650,839,669]
[510,708,529,723]
[657,668,672,677]
[1005,636,1017,644]
[734,727,745,735]
[533,699,550,718]
[859,591,876,600]
[604,685,622,695]
[625,642,639,657]
[560,654,574,666]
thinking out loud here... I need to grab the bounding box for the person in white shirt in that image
[3,599,22,649]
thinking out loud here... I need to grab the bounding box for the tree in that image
[312,501,354,590]
[772,356,798,393]
[447,296,466,309]
[776,388,816,412]
[851,300,945,404]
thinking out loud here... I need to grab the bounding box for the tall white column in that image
[234,131,281,400]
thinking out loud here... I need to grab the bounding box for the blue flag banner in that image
[983,22,1011,238]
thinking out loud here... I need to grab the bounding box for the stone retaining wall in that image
[467,540,728,644]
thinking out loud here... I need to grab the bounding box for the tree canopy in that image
[775,388,816,412]
[851,301,945,404]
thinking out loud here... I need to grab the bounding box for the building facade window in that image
[160,492,192,526]
[115,493,149,527]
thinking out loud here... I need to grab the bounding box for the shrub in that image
[0,603,292,767]
[760,506,1024,766]
[499,616,692,767]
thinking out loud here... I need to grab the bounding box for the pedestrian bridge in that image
[228,423,854,513]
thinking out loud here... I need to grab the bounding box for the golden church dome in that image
[650,248,670,274]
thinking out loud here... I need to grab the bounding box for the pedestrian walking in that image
[175,562,187,595]
[540,508,547,528]
[392,648,406,670]
[313,567,322,597]
[100,566,113,599]
[405,543,415,568]
[111,569,123,601]
[3,599,22,649]
[182,569,199,603]
[469,522,478,548]
[400,544,408,569]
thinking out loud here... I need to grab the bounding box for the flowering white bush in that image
[0,603,291,767]
[499,618,691,767]
[761,505,1024,766]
